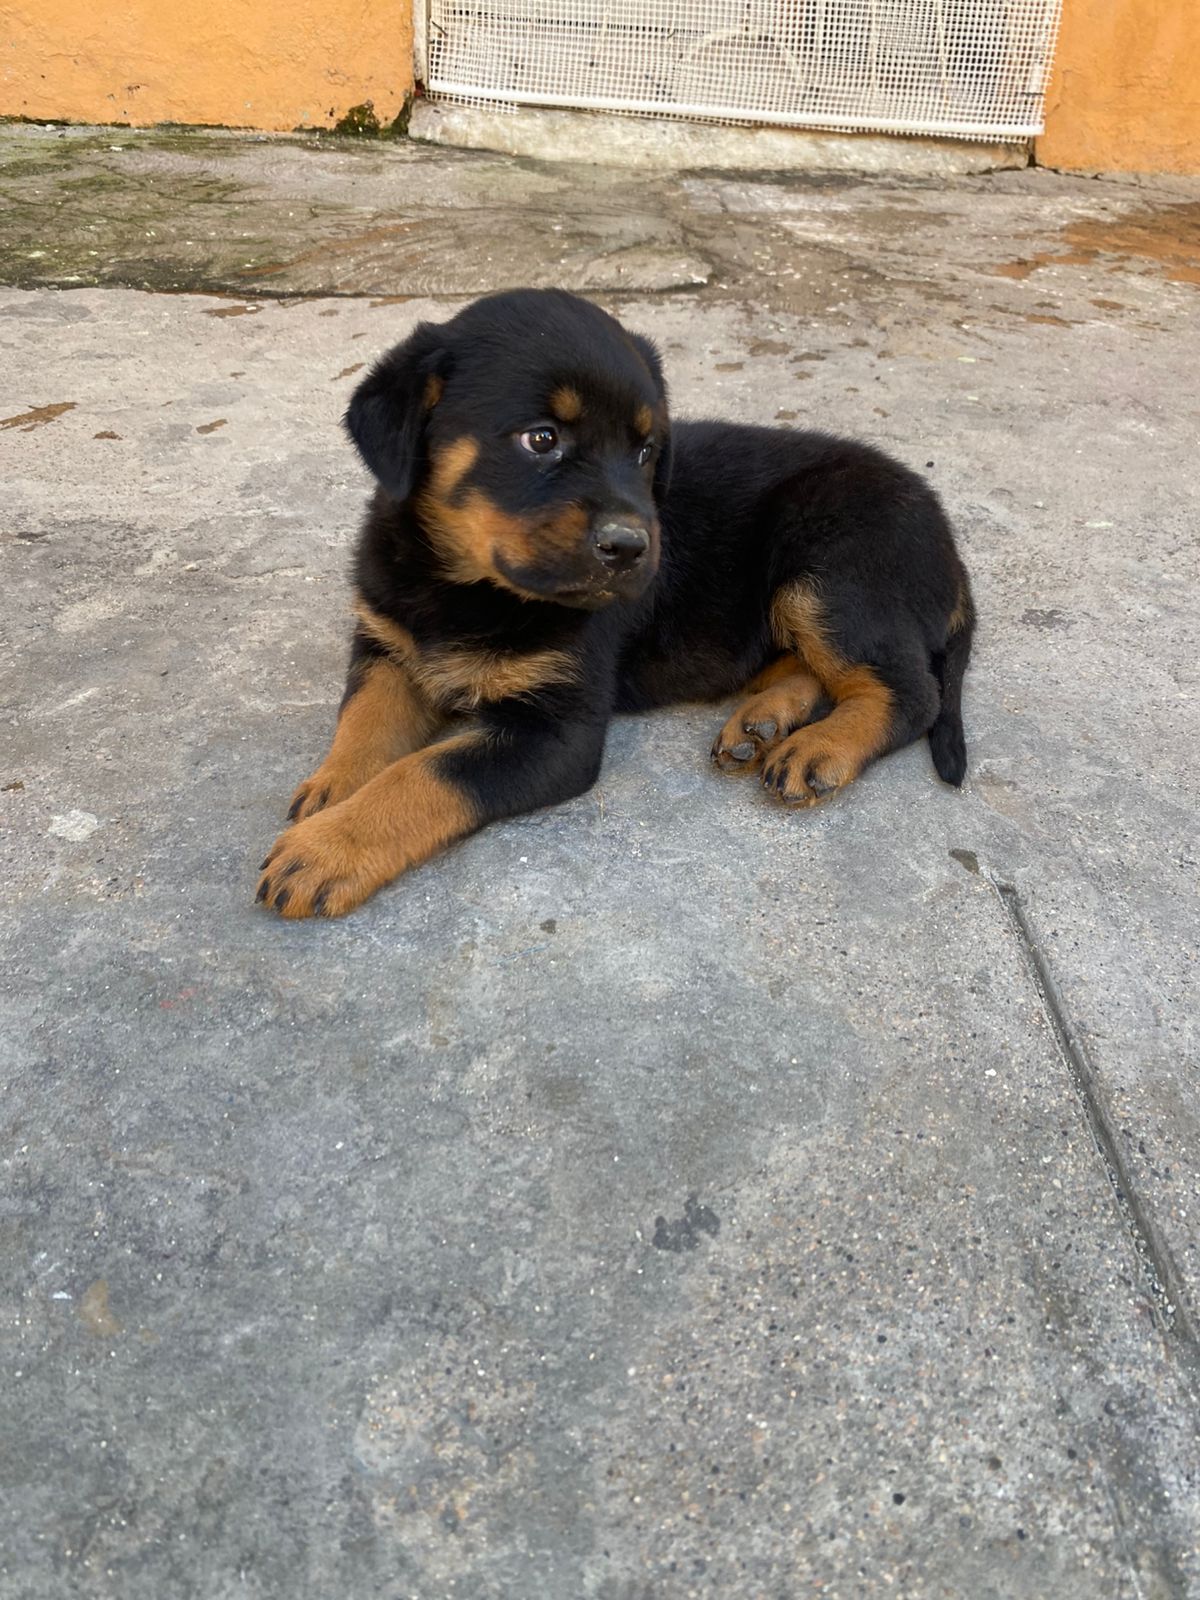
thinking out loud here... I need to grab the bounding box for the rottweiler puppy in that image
[257,288,973,919]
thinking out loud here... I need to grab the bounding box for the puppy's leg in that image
[287,629,439,822]
[712,655,827,773]
[258,701,607,919]
[761,582,939,806]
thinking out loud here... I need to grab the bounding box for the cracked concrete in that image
[1,126,1199,1598]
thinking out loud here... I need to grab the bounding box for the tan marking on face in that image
[258,733,482,919]
[537,501,590,553]
[427,436,480,500]
[419,489,535,590]
[948,587,971,636]
[419,440,592,598]
[550,386,583,422]
[634,403,653,436]
[420,439,516,585]
[768,581,895,785]
[287,652,440,821]
[423,374,444,409]
[418,437,508,586]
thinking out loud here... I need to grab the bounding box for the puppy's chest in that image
[356,601,573,712]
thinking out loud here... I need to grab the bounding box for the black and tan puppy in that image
[257,289,973,919]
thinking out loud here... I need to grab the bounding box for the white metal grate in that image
[424,0,1062,142]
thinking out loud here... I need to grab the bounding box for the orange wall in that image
[1037,0,1200,174]
[2,0,1198,172]
[1,0,414,132]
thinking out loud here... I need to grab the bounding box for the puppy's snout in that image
[593,520,650,571]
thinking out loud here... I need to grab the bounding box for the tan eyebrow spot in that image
[423,374,444,409]
[550,386,583,423]
[634,403,653,435]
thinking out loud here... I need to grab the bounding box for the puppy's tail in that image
[927,586,974,787]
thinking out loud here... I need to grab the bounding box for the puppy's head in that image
[345,289,669,608]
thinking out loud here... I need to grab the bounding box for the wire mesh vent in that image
[425,0,1062,141]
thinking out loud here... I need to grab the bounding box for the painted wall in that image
[2,0,1198,173]
[1036,0,1200,174]
[1,0,414,132]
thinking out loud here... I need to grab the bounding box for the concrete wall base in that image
[409,100,1029,175]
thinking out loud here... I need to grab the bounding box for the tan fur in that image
[355,596,575,712]
[288,654,439,821]
[418,437,591,598]
[765,582,895,801]
[410,646,578,711]
[770,583,845,685]
[634,403,653,436]
[948,588,970,636]
[550,386,583,422]
[426,436,480,498]
[259,735,482,919]
[744,654,806,693]
[354,600,418,661]
[713,666,824,773]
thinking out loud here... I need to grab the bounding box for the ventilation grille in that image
[425,0,1062,141]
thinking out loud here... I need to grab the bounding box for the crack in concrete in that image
[986,868,1200,1389]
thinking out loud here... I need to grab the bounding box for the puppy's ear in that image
[628,331,668,405]
[629,331,673,498]
[344,323,452,501]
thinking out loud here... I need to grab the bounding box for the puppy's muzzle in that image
[592,519,651,573]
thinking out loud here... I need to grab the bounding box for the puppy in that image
[257,289,973,919]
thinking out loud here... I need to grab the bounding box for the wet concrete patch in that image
[0,127,711,298]
[3,126,1196,336]
[991,202,1200,288]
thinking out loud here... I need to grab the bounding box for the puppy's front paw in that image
[256,806,392,919]
[286,758,377,823]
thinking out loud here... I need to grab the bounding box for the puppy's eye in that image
[636,439,654,467]
[520,426,560,457]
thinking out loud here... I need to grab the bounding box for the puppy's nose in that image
[593,520,650,570]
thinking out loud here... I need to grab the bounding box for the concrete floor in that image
[1,125,1199,1598]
